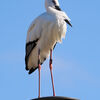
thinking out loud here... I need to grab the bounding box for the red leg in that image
[38,49,41,98]
[49,49,55,96]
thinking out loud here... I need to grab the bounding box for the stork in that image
[25,0,72,98]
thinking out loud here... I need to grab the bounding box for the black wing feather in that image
[25,39,39,71]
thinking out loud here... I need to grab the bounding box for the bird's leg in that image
[38,49,41,98]
[49,49,55,96]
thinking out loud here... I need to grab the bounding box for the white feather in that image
[26,0,70,70]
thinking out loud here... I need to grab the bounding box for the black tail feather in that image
[28,67,38,74]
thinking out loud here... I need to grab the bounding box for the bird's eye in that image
[52,0,56,5]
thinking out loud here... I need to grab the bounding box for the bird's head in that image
[45,0,72,27]
[45,0,61,11]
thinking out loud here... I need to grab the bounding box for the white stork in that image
[25,0,72,98]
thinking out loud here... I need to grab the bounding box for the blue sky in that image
[0,0,100,100]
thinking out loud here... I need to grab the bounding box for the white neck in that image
[45,0,60,12]
[45,0,71,21]
[46,6,59,14]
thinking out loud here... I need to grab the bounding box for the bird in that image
[25,0,72,98]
